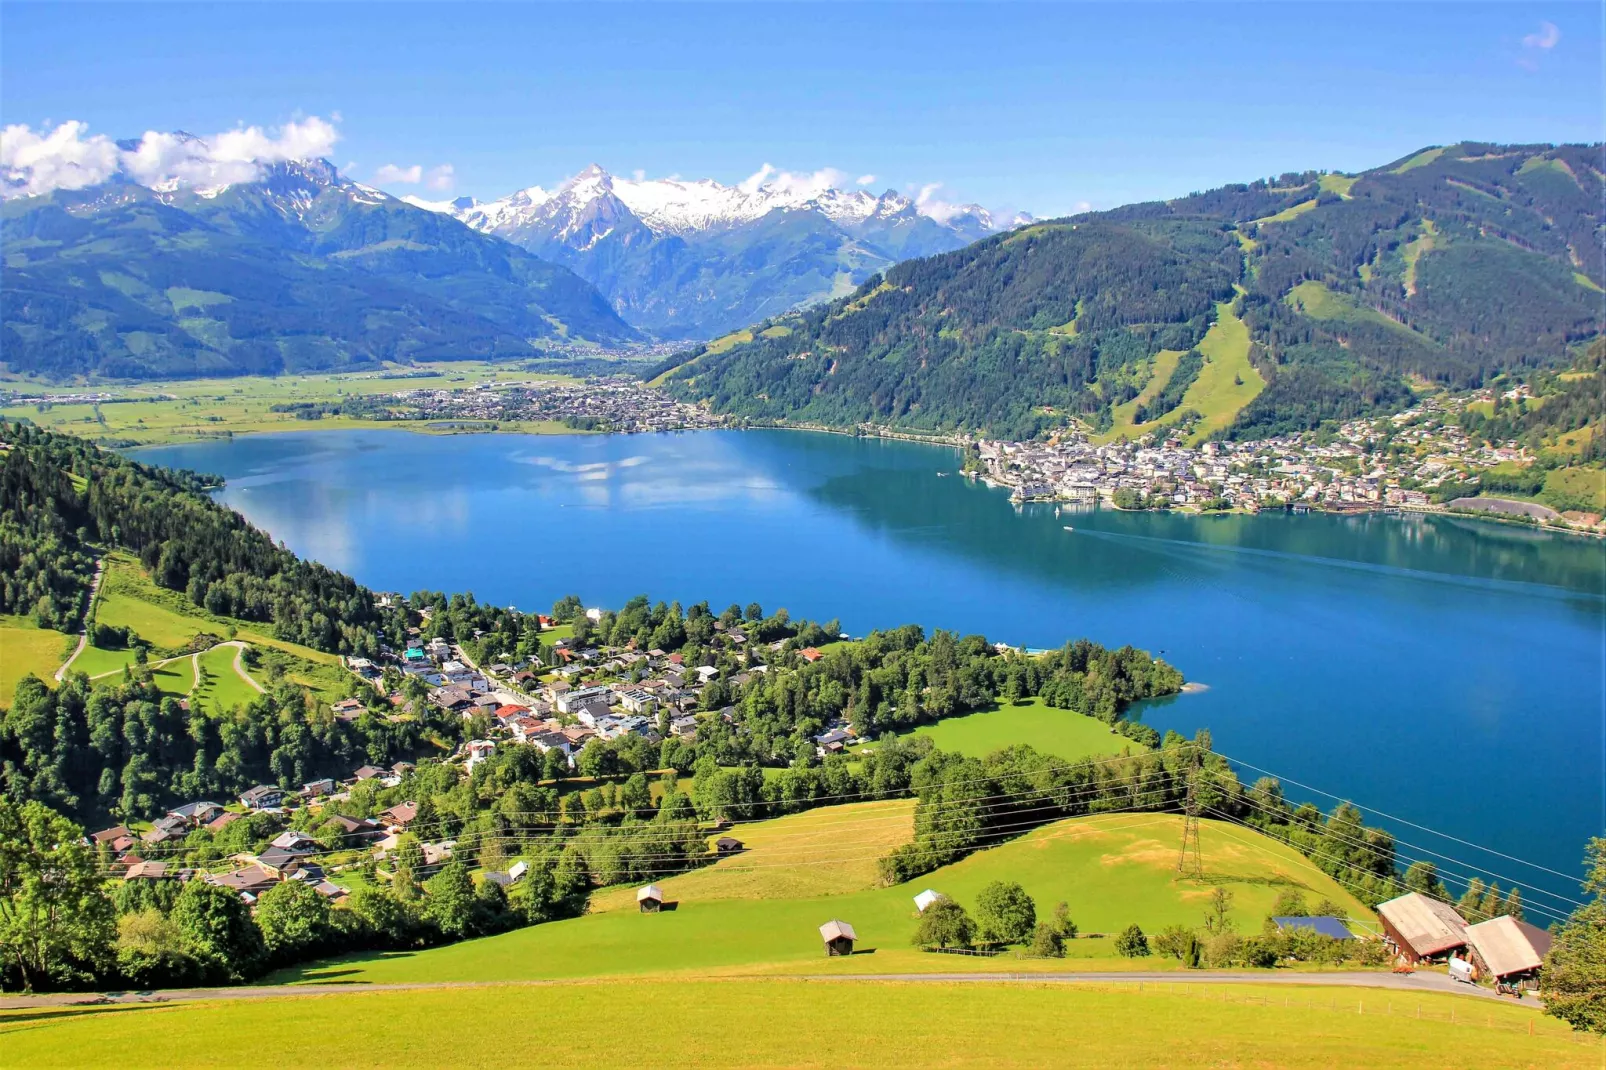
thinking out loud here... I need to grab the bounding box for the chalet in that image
[143,817,188,844]
[301,777,337,798]
[352,764,386,781]
[331,697,365,719]
[312,881,350,902]
[637,884,665,913]
[323,815,384,841]
[433,687,475,713]
[1271,916,1354,940]
[381,802,419,830]
[124,860,169,881]
[167,801,222,826]
[819,919,857,957]
[814,727,852,756]
[392,761,416,776]
[422,841,455,868]
[206,810,241,834]
[1376,893,1468,964]
[239,784,284,810]
[913,889,945,913]
[714,836,745,855]
[694,665,720,683]
[799,648,824,663]
[1464,916,1551,988]
[90,825,132,847]
[529,731,573,757]
[207,864,278,901]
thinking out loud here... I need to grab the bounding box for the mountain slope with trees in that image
[1,161,636,380]
[656,142,1603,440]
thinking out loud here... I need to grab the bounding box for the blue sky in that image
[2,2,1598,216]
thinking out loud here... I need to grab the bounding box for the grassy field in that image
[1400,220,1438,296]
[1,979,1582,1069]
[0,361,580,446]
[1097,348,1185,442]
[2,976,1580,1068]
[1392,147,1445,174]
[1319,173,1358,198]
[1179,300,1264,443]
[0,614,73,699]
[1544,465,1606,514]
[274,810,1372,987]
[907,698,1140,761]
[1249,198,1318,226]
[191,644,261,712]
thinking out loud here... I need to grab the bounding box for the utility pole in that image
[1177,751,1203,878]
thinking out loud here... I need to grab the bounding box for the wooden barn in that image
[1464,915,1551,989]
[1376,892,1468,964]
[637,884,664,913]
[714,836,745,855]
[819,919,857,957]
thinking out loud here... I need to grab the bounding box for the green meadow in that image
[1,979,1580,1070]
[0,614,73,697]
[908,698,1141,761]
[278,810,1372,987]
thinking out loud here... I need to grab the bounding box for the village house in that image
[1463,916,1552,989]
[380,801,418,831]
[166,800,223,826]
[1376,893,1468,964]
[206,863,278,902]
[239,784,285,810]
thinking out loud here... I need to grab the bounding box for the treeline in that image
[0,796,592,992]
[0,669,447,827]
[0,422,387,653]
[880,731,1423,909]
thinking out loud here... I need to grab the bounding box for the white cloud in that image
[0,120,120,196]
[632,168,646,182]
[738,163,854,199]
[1,115,342,199]
[914,181,967,223]
[374,163,424,184]
[425,164,455,192]
[738,162,776,194]
[1523,20,1560,49]
[856,174,876,186]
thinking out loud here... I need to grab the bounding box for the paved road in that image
[53,559,105,682]
[0,970,1538,1010]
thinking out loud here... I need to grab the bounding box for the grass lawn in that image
[1180,300,1264,443]
[0,361,584,446]
[908,698,1139,761]
[148,656,197,698]
[191,645,260,712]
[273,812,1372,987]
[0,615,73,699]
[2,980,1582,1069]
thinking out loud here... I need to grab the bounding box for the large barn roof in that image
[1377,893,1468,956]
[1465,916,1551,978]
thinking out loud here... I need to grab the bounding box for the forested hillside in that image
[0,161,635,379]
[657,142,1604,440]
[0,421,382,648]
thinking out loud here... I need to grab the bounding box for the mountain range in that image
[656,142,1605,440]
[408,165,1024,340]
[1,157,636,379]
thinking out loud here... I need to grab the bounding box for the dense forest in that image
[656,142,1603,440]
[0,421,384,648]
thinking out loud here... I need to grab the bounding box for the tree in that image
[1456,878,1487,921]
[1270,888,1307,917]
[0,799,116,990]
[1310,898,1346,919]
[424,862,475,938]
[553,847,591,914]
[974,880,1036,945]
[1029,922,1065,958]
[1404,860,1448,900]
[1115,924,1151,958]
[255,879,331,965]
[1152,924,1202,967]
[1502,888,1525,922]
[1051,901,1077,940]
[1203,887,1235,935]
[170,879,265,983]
[1545,838,1606,1034]
[392,833,426,899]
[912,898,974,949]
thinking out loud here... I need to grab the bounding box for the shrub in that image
[1153,924,1202,967]
[1115,924,1151,958]
[1029,921,1066,958]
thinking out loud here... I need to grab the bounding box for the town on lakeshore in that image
[970,383,1601,533]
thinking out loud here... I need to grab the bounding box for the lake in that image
[136,428,1605,913]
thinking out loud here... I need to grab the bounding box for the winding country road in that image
[53,558,105,682]
[0,969,1538,1011]
[82,638,263,695]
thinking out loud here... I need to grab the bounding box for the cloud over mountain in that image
[0,116,341,198]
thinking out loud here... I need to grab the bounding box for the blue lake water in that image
[136,428,1606,914]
